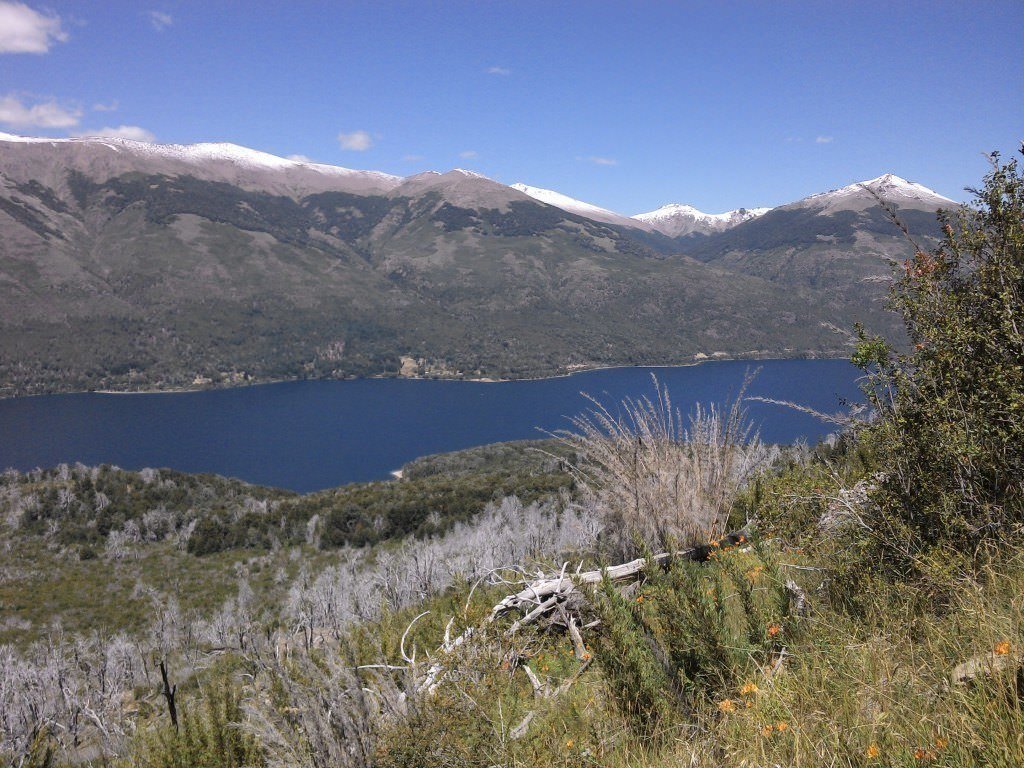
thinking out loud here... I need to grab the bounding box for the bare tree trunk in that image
[159,659,178,731]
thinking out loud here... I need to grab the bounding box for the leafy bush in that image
[850,150,1024,589]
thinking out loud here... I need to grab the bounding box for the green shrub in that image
[593,540,792,738]
[850,149,1024,590]
[122,674,262,768]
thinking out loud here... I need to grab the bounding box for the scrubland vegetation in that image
[0,150,1021,767]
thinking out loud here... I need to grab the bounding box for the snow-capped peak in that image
[798,173,955,212]
[632,203,770,237]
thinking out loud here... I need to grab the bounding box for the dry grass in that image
[557,374,774,557]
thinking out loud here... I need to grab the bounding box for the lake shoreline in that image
[6,348,852,401]
[0,358,862,491]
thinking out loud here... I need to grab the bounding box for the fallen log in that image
[418,528,750,694]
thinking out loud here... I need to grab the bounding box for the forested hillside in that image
[0,137,948,396]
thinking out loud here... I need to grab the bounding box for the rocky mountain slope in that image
[0,134,955,396]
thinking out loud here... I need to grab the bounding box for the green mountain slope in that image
[0,139,948,396]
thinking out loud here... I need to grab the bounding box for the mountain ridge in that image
[0,132,955,397]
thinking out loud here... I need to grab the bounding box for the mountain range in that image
[0,132,956,396]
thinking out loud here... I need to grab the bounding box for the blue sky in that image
[1,1,1021,213]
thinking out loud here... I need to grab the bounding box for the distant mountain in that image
[0,133,956,396]
[0,132,402,197]
[633,203,771,237]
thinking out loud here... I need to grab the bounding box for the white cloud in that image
[815,135,834,144]
[0,94,80,128]
[459,149,478,159]
[578,155,617,166]
[286,153,313,162]
[73,125,155,142]
[485,66,510,76]
[92,100,119,112]
[337,130,373,151]
[149,10,173,31]
[0,1,67,53]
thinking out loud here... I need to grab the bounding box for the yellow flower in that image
[935,736,948,750]
[761,724,774,737]
[718,699,736,713]
[995,641,1012,655]
[775,721,788,732]
[566,739,574,749]
[866,744,880,759]
[740,682,759,697]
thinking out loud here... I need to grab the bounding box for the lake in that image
[0,360,861,492]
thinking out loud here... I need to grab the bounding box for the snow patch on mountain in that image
[510,183,653,230]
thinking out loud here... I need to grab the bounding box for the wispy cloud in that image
[92,100,119,112]
[337,130,373,151]
[459,149,478,159]
[485,66,510,76]
[578,155,618,166]
[0,94,80,128]
[149,10,173,31]
[0,1,67,54]
[73,125,155,142]
[286,153,312,162]
[815,135,834,144]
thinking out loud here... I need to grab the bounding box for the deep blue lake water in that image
[0,360,861,492]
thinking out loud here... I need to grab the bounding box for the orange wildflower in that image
[566,739,574,749]
[995,641,1012,655]
[866,744,880,759]
[740,682,759,697]
[775,721,788,732]
[718,699,737,713]
[761,725,774,737]
[935,736,948,750]
[767,623,782,638]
